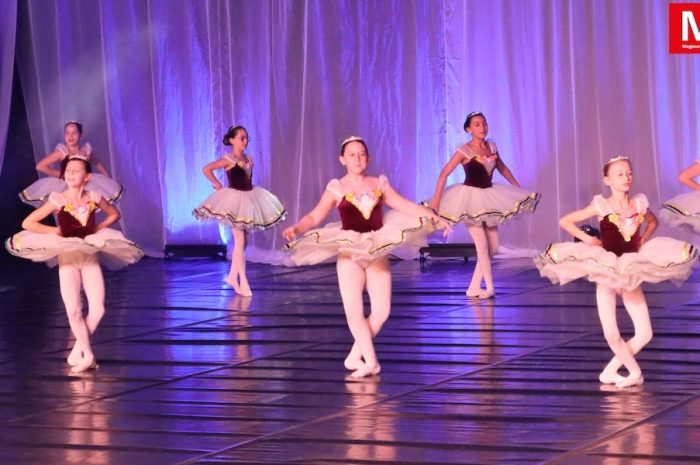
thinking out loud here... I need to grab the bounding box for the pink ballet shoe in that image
[466,288,482,298]
[598,371,625,385]
[238,282,253,297]
[70,357,98,373]
[479,289,495,299]
[67,347,82,366]
[615,374,644,389]
[225,275,242,293]
[351,363,381,379]
[344,356,363,371]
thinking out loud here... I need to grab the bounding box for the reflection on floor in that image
[0,256,699,465]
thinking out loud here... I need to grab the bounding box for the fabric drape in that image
[10,0,700,257]
[0,0,18,172]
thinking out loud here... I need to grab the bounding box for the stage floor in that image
[0,256,699,465]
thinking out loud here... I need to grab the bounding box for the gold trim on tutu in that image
[534,237,698,291]
[193,186,287,230]
[660,191,700,233]
[284,215,433,266]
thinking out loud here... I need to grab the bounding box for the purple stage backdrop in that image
[3,0,699,257]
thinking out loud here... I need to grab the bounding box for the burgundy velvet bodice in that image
[338,197,383,233]
[599,215,641,256]
[226,164,253,191]
[463,158,493,188]
[57,206,97,239]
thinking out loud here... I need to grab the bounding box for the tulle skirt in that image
[436,183,540,226]
[193,187,287,230]
[19,174,123,207]
[534,237,698,291]
[660,191,700,233]
[285,210,434,266]
[6,228,144,270]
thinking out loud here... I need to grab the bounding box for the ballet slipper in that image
[351,362,381,378]
[238,281,253,297]
[615,373,644,389]
[67,345,82,366]
[225,274,243,293]
[598,371,625,385]
[71,357,98,373]
[344,355,364,371]
[466,287,482,298]
[479,289,495,299]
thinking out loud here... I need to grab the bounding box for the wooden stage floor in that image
[0,256,699,464]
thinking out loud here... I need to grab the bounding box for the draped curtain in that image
[10,0,700,257]
[0,0,17,172]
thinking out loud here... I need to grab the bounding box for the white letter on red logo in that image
[682,11,700,41]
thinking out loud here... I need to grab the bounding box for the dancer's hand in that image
[212,181,223,190]
[584,235,602,246]
[431,215,452,237]
[283,226,298,241]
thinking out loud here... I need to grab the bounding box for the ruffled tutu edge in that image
[659,204,700,234]
[193,205,287,230]
[439,190,541,226]
[534,240,698,291]
[19,175,124,207]
[283,215,433,266]
[5,231,144,270]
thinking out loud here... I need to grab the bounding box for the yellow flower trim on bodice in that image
[344,189,382,220]
[63,200,97,226]
[607,212,644,242]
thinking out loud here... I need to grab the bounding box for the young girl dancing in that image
[7,157,143,372]
[193,125,287,296]
[283,136,450,378]
[535,156,697,388]
[429,111,539,299]
[660,159,700,232]
[20,121,123,207]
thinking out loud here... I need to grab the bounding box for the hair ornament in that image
[223,124,246,145]
[341,135,364,146]
[604,155,630,166]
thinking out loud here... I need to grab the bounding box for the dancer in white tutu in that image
[535,156,697,389]
[283,136,450,378]
[428,111,539,299]
[193,125,287,296]
[660,160,700,232]
[7,157,143,373]
[20,121,123,207]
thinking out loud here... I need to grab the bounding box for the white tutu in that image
[6,228,144,270]
[436,183,540,226]
[660,191,700,233]
[193,186,287,230]
[285,210,434,266]
[20,174,123,208]
[534,237,697,291]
